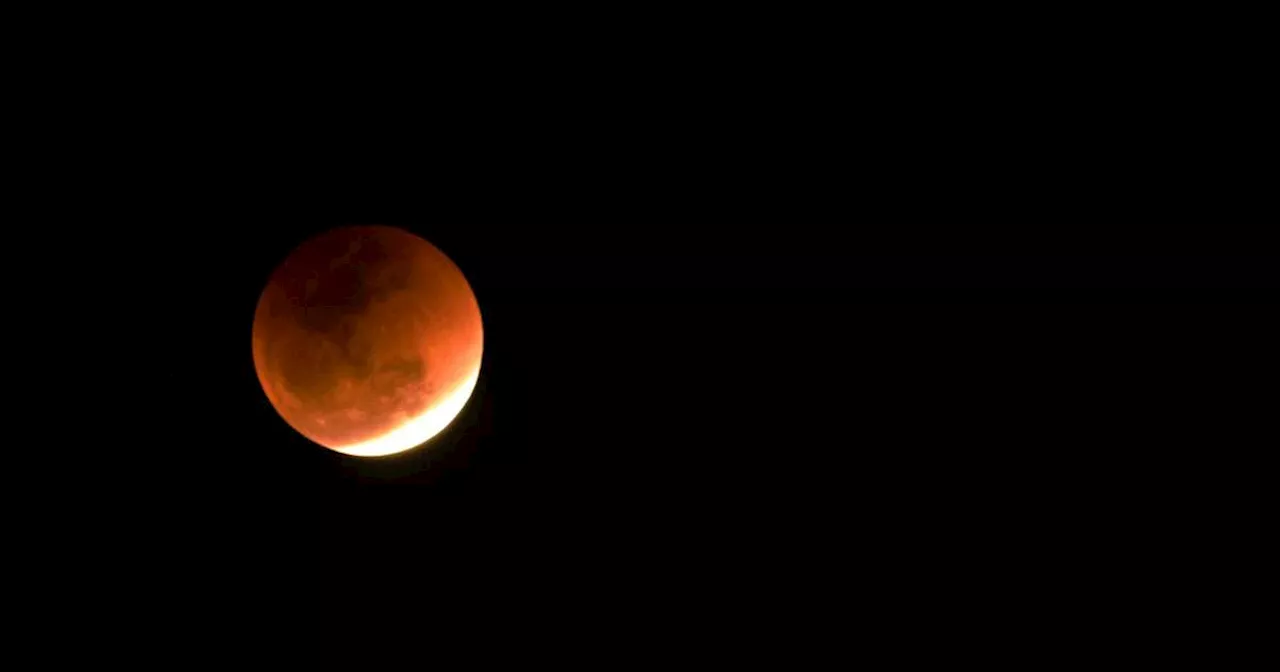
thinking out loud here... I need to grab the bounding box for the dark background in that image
[37,10,1272,647]
[101,103,1271,607]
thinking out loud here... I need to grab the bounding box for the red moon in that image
[252,226,483,456]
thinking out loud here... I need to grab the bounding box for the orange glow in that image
[252,226,484,457]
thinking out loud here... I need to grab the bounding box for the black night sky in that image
[55,15,1274,645]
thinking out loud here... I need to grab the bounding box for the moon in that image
[252,226,483,457]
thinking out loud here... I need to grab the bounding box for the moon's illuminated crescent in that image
[251,226,483,457]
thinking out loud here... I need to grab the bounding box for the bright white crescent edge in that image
[330,365,481,457]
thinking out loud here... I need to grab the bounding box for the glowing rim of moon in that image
[327,364,481,457]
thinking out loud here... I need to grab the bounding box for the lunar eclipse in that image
[251,226,483,457]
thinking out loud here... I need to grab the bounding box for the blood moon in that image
[252,226,483,457]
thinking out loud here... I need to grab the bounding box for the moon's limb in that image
[330,365,481,457]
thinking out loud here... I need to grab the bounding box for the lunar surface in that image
[252,226,483,456]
